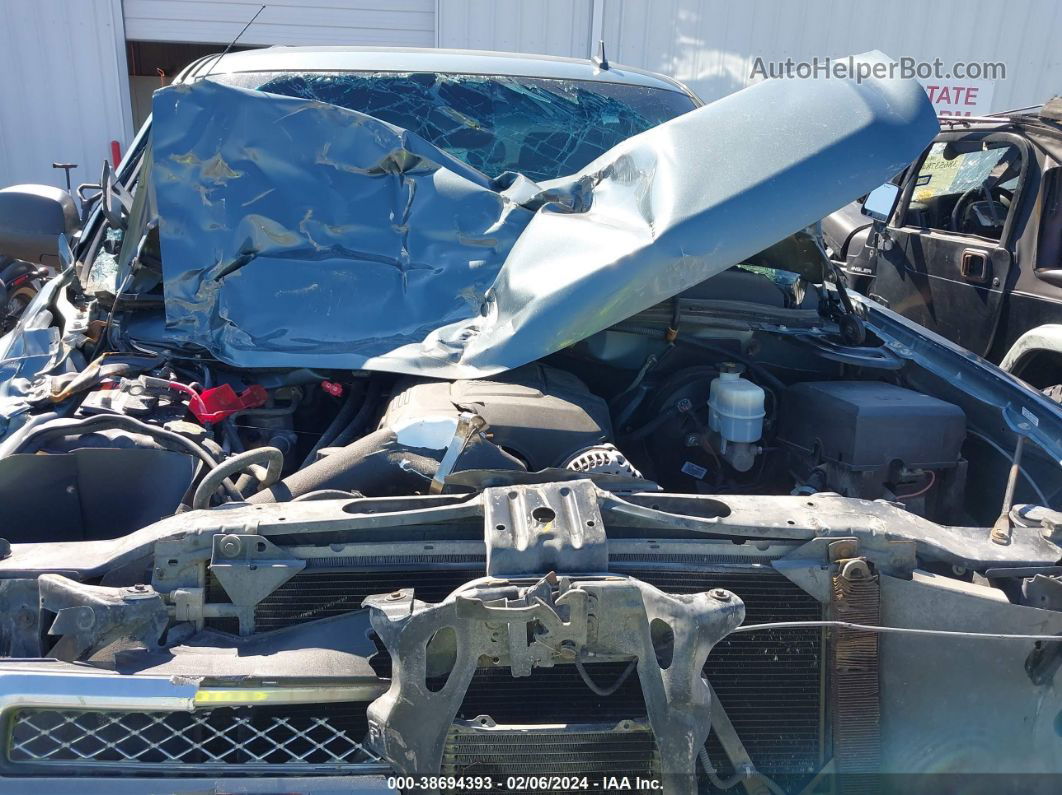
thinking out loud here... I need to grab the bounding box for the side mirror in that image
[0,185,82,266]
[861,182,900,223]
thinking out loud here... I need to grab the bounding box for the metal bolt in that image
[386,591,404,601]
[558,640,578,660]
[124,583,155,600]
[990,525,1011,546]
[218,534,243,558]
[676,398,692,413]
[75,607,95,629]
[710,588,731,602]
[684,433,700,447]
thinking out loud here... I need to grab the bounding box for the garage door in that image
[122,0,435,47]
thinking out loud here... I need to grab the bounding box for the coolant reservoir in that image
[708,364,765,443]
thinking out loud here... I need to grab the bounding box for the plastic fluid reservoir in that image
[708,364,765,443]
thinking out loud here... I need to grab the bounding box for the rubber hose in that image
[11,413,241,499]
[623,406,679,440]
[291,489,362,502]
[192,446,284,510]
[329,381,382,449]
[249,428,438,503]
[0,410,62,458]
[300,384,362,469]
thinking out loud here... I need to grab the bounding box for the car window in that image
[902,139,1022,240]
[212,71,697,182]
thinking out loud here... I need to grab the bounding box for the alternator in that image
[564,443,643,478]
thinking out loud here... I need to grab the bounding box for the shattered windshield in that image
[212,71,697,181]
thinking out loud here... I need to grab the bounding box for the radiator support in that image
[364,573,744,795]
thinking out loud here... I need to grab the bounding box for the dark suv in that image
[824,100,1062,393]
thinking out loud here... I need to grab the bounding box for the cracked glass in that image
[215,71,696,182]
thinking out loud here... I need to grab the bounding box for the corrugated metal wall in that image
[122,0,435,47]
[593,0,1061,110]
[437,0,1062,112]
[437,0,592,57]
[0,0,133,191]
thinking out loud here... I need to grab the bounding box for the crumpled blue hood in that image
[150,51,938,378]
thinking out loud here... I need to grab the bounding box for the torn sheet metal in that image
[151,51,938,378]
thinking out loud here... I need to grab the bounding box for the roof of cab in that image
[177,45,697,98]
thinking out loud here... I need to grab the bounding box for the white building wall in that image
[0,0,133,190]
[437,0,1062,112]
[436,0,592,58]
[596,0,1062,110]
[122,0,435,47]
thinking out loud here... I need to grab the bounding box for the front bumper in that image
[0,664,391,786]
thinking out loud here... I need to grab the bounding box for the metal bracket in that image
[430,412,487,494]
[483,480,607,576]
[773,533,915,604]
[704,680,771,795]
[39,574,169,661]
[209,533,305,634]
[363,573,744,794]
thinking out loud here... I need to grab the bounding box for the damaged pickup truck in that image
[0,47,1060,794]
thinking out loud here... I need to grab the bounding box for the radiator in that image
[208,562,824,786]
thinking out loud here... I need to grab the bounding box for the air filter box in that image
[381,364,611,470]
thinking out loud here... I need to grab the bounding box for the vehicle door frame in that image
[893,129,1033,249]
[874,128,1035,356]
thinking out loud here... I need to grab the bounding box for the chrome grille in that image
[8,702,382,773]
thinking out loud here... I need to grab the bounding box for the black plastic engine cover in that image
[381,364,611,470]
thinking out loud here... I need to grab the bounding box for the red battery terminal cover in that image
[188,383,268,424]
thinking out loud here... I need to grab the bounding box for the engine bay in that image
[0,268,987,544]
